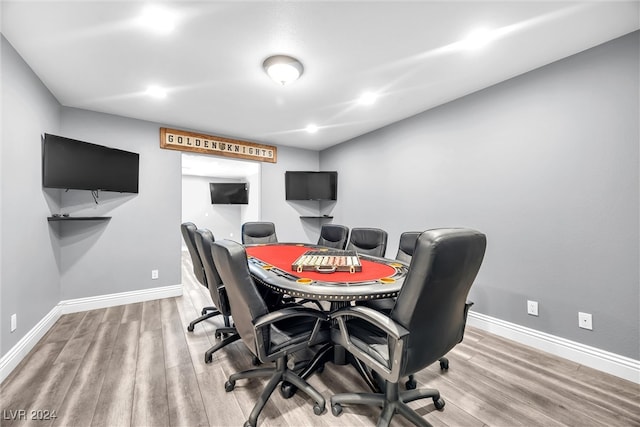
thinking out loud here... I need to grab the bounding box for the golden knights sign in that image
[160,127,277,163]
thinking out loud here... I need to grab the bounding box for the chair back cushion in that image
[317,224,349,249]
[392,228,486,375]
[211,239,270,356]
[395,231,421,263]
[194,228,231,316]
[346,228,388,257]
[242,222,278,244]
[180,222,207,287]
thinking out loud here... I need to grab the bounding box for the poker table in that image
[245,243,409,304]
[246,242,409,395]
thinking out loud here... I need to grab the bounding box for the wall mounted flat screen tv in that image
[43,133,139,193]
[285,171,337,201]
[210,182,249,204]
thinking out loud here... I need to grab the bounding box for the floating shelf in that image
[300,216,333,219]
[47,216,111,222]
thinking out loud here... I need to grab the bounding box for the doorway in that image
[181,153,261,245]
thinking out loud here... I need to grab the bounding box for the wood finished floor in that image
[1,252,638,427]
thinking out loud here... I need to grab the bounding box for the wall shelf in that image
[300,216,333,219]
[47,216,111,222]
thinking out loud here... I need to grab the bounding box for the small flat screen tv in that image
[285,171,337,201]
[43,133,139,193]
[210,182,249,204]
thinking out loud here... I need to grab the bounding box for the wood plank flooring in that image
[1,252,638,426]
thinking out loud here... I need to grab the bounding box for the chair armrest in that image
[330,305,409,340]
[253,306,328,329]
[331,305,409,383]
[254,306,329,363]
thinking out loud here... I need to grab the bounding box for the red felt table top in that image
[245,244,396,283]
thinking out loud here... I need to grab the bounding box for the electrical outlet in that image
[11,314,17,332]
[527,300,539,316]
[579,312,593,330]
[151,269,159,280]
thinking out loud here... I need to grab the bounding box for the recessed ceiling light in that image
[138,5,176,34]
[146,85,167,99]
[263,55,304,85]
[305,124,318,134]
[460,28,494,50]
[358,92,378,106]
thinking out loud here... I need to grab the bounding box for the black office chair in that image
[211,239,329,427]
[317,224,349,249]
[346,227,388,257]
[180,222,219,331]
[330,228,487,427]
[395,231,421,263]
[194,229,242,363]
[242,221,278,244]
[361,231,421,314]
[359,230,450,388]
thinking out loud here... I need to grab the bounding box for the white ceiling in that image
[2,1,638,151]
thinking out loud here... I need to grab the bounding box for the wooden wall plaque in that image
[160,127,277,163]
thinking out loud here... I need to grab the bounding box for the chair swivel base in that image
[225,357,325,427]
[201,305,216,315]
[405,358,449,390]
[204,332,241,363]
[214,326,237,339]
[331,381,444,427]
[187,308,220,332]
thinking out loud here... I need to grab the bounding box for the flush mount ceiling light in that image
[263,55,304,85]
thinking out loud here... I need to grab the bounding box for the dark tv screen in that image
[285,171,337,200]
[42,133,139,193]
[210,182,249,204]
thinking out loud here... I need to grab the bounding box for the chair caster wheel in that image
[439,358,449,370]
[243,421,254,427]
[252,356,260,366]
[434,398,445,410]
[405,378,417,390]
[331,403,343,416]
[187,325,194,332]
[215,331,223,339]
[313,403,324,415]
[280,383,297,399]
[204,354,212,364]
[201,309,208,315]
[225,380,235,392]
[316,364,324,374]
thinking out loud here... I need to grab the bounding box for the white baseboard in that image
[467,311,640,384]
[58,284,183,314]
[0,305,62,385]
[0,284,183,384]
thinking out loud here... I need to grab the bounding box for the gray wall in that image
[321,32,639,359]
[261,145,323,243]
[180,146,321,245]
[57,108,182,300]
[1,35,62,355]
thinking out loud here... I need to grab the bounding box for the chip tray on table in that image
[291,250,362,273]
